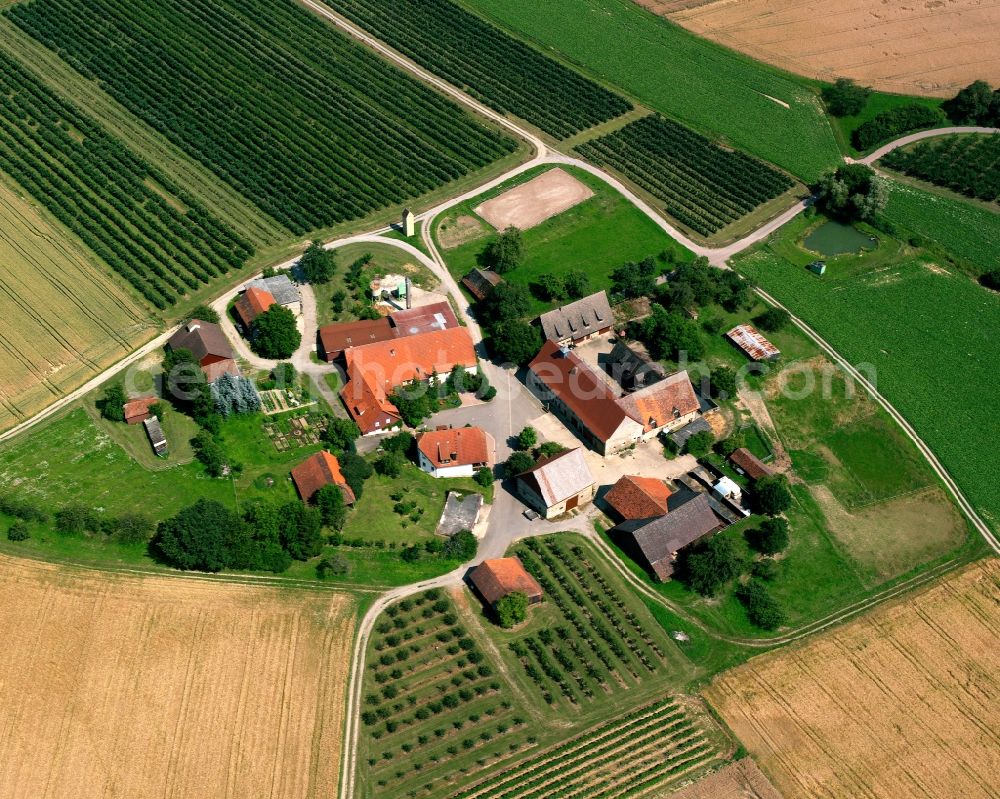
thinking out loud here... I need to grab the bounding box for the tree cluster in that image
[151,497,328,573]
[816,164,887,221]
[531,270,589,303]
[944,80,1000,126]
[481,283,541,366]
[210,372,261,417]
[677,534,746,597]
[852,104,944,151]
[98,382,127,422]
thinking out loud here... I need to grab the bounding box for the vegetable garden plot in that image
[576,114,793,236]
[7,0,516,235]
[0,51,251,309]
[321,0,632,139]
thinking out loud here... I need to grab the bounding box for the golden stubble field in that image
[0,177,156,433]
[640,0,1000,96]
[0,555,356,799]
[705,559,1000,799]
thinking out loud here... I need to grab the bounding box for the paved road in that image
[853,125,1000,165]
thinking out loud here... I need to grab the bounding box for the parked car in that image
[523,508,540,521]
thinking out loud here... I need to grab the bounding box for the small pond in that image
[803,220,876,256]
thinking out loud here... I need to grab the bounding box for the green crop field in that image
[460,0,841,180]
[735,214,1000,534]
[322,0,631,140]
[356,536,728,799]
[882,135,1000,209]
[8,0,517,235]
[882,181,1000,277]
[437,166,692,315]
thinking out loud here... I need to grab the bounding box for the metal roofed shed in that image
[247,274,301,310]
[143,416,168,457]
[725,324,780,362]
[668,417,712,450]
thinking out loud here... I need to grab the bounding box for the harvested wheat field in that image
[661,758,784,799]
[705,559,1000,799]
[0,178,156,433]
[475,167,594,230]
[0,555,356,799]
[643,0,1000,96]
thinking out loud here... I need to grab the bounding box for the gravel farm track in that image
[0,5,998,798]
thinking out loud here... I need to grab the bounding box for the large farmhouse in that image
[417,426,495,478]
[527,341,701,456]
[610,492,722,580]
[538,291,613,345]
[167,320,238,383]
[340,326,477,434]
[515,447,596,519]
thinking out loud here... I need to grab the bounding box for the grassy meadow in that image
[459,0,841,180]
[436,165,692,314]
[735,211,1000,534]
[828,91,944,156]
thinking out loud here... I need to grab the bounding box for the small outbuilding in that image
[604,475,672,521]
[729,447,773,481]
[247,275,302,316]
[469,557,543,607]
[123,396,159,425]
[234,285,276,328]
[462,268,503,301]
[291,451,356,504]
[515,447,596,519]
[143,416,168,457]
[725,324,780,362]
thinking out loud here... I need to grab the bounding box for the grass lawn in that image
[436,165,692,315]
[314,242,441,327]
[459,0,840,181]
[828,91,944,157]
[341,462,488,545]
[882,180,1000,278]
[735,210,1000,534]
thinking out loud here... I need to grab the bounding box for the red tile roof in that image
[291,451,356,504]
[617,371,699,433]
[418,427,494,469]
[604,475,672,520]
[469,557,543,605]
[345,327,477,395]
[234,286,275,327]
[340,372,401,435]
[318,318,397,361]
[122,396,159,424]
[730,448,773,481]
[528,340,636,443]
[201,358,240,383]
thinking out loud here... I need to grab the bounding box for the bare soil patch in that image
[438,213,488,250]
[705,559,1000,799]
[0,556,355,799]
[661,758,784,799]
[475,167,594,231]
[811,484,966,581]
[643,0,1000,97]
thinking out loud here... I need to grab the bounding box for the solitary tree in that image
[495,591,529,628]
[323,417,360,455]
[754,475,793,516]
[490,319,540,366]
[313,483,348,530]
[298,241,337,283]
[944,80,996,124]
[684,429,714,458]
[737,578,786,630]
[534,274,566,302]
[474,467,494,488]
[442,529,478,561]
[340,452,374,500]
[563,270,590,299]
[505,451,535,477]
[679,535,746,597]
[99,383,127,422]
[821,78,871,117]
[755,307,791,333]
[250,305,301,359]
[516,426,537,451]
[710,366,738,400]
[188,304,221,324]
[279,501,323,560]
[374,450,405,478]
[483,226,524,273]
[746,517,790,555]
[979,270,1000,291]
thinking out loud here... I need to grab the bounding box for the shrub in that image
[55,503,99,535]
[473,467,494,488]
[736,578,786,630]
[979,270,1000,291]
[684,430,714,457]
[516,426,537,451]
[374,451,405,478]
[852,104,944,151]
[316,554,349,579]
[188,304,221,324]
[496,592,528,628]
[6,520,29,541]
